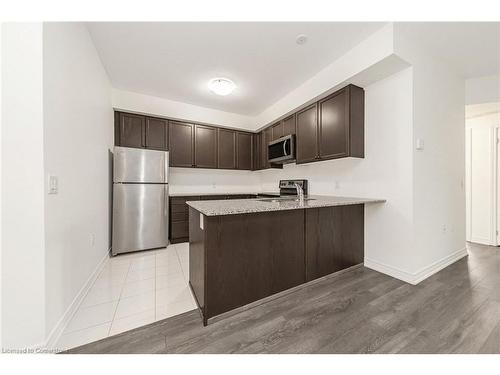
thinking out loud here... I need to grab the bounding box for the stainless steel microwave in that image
[268,134,295,164]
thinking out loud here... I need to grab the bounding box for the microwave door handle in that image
[283,139,288,156]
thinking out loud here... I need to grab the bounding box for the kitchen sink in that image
[258,197,316,203]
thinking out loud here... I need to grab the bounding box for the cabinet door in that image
[319,89,349,159]
[236,132,253,170]
[296,104,318,164]
[260,130,267,169]
[282,114,296,136]
[169,121,194,167]
[195,125,218,168]
[252,133,261,171]
[119,113,145,148]
[305,205,364,281]
[145,117,168,150]
[217,129,236,169]
[271,122,284,140]
[262,127,273,168]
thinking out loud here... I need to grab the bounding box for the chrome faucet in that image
[294,182,304,202]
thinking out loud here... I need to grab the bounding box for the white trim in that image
[43,249,110,350]
[470,236,495,246]
[365,247,468,285]
[495,126,500,246]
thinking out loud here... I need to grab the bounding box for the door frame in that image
[495,126,500,246]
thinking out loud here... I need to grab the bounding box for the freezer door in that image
[114,146,168,183]
[112,184,168,255]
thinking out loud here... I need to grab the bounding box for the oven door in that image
[268,134,295,163]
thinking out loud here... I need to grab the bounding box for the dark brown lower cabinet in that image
[189,204,364,325]
[189,208,305,323]
[169,194,258,244]
[170,196,199,243]
[305,205,364,281]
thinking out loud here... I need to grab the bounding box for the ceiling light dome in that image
[208,77,236,96]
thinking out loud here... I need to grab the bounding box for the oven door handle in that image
[283,139,288,156]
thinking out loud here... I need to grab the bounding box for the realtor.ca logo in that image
[2,347,63,354]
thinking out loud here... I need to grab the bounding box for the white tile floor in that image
[56,242,196,350]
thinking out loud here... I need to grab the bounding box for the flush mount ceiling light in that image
[208,78,236,96]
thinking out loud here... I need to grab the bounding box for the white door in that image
[469,126,495,245]
[496,127,500,245]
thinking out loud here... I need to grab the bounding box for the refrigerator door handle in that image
[164,185,168,217]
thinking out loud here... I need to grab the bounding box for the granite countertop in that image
[169,191,279,197]
[186,195,386,216]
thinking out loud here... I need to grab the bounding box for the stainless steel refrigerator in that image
[112,146,169,255]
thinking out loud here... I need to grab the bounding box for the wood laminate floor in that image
[65,243,500,354]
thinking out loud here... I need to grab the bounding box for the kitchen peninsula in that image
[187,194,385,325]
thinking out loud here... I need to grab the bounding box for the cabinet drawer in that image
[171,211,188,222]
[200,195,227,201]
[171,203,188,214]
[171,221,189,239]
[171,197,188,205]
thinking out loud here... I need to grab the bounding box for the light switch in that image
[48,175,58,194]
[416,138,425,151]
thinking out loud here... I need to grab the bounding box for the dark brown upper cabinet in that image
[217,128,236,169]
[318,89,348,159]
[118,113,145,148]
[252,132,262,171]
[318,85,364,160]
[282,114,296,136]
[236,132,253,170]
[194,125,218,169]
[271,121,284,140]
[296,84,364,164]
[296,103,319,164]
[263,128,273,168]
[114,84,363,171]
[145,117,168,151]
[169,121,194,167]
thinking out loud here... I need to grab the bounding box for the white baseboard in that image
[44,249,110,350]
[470,236,494,246]
[364,247,468,285]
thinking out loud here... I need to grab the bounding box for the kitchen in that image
[109,79,385,329]
[3,18,499,362]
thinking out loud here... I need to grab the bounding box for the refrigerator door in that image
[114,146,168,183]
[112,183,168,255]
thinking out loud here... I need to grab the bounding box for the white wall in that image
[1,23,46,349]
[395,29,466,278]
[466,75,500,105]
[170,168,260,195]
[466,113,499,245]
[112,89,255,131]
[254,23,396,128]
[42,23,114,342]
[259,68,415,275]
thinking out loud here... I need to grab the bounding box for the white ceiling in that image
[87,22,386,115]
[396,22,500,78]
